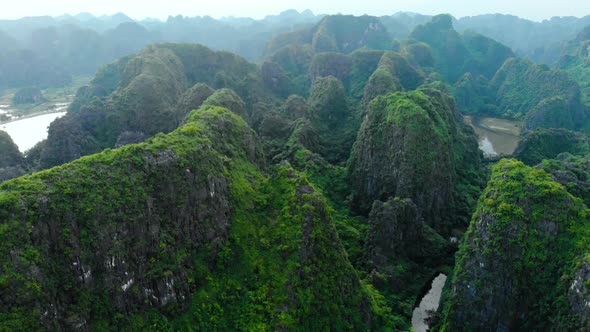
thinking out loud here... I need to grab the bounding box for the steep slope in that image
[266,15,391,56]
[539,153,590,206]
[348,87,485,231]
[452,73,495,115]
[0,131,25,182]
[38,43,270,169]
[0,106,381,330]
[455,14,590,64]
[491,57,585,120]
[524,96,585,131]
[364,197,450,328]
[363,51,425,104]
[558,26,590,105]
[440,159,590,330]
[410,14,514,83]
[514,128,590,166]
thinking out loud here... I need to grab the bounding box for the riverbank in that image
[0,108,69,125]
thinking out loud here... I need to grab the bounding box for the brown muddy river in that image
[464,116,521,157]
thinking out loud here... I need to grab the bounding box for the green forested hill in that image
[3,12,590,331]
[440,159,590,330]
[0,106,392,330]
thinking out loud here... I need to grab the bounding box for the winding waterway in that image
[464,116,521,157]
[412,274,448,332]
[0,112,66,152]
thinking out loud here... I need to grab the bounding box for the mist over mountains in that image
[1,9,590,90]
[2,5,590,331]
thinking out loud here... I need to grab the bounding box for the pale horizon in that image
[1,0,589,22]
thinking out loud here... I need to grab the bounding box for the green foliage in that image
[308,76,348,127]
[363,68,400,104]
[409,15,467,82]
[525,96,586,131]
[410,14,514,82]
[307,76,360,162]
[12,87,46,105]
[177,83,214,115]
[311,15,391,54]
[6,14,589,330]
[400,41,435,68]
[349,87,485,231]
[0,106,260,330]
[265,28,314,56]
[0,105,392,330]
[0,131,23,168]
[362,50,426,105]
[376,52,424,91]
[461,30,515,78]
[441,159,590,330]
[36,43,270,170]
[558,29,590,105]
[268,45,314,97]
[348,49,385,99]
[452,73,496,115]
[309,52,352,83]
[0,131,26,183]
[202,88,246,117]
[491,57,583,119]
[175,163,379,330]
[514,128,590,166]
[539,153,590,206]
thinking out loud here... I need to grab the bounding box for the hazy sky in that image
[1,0,589,21]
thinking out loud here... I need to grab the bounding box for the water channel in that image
[464,116,521,157]
[1,112,67,152]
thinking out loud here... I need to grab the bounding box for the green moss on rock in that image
[491,57,583,119]
[349,87,485,231]
[514,128,590,166]
[202,88,246,118]
[441,159,590,330]
[0,105,387,330]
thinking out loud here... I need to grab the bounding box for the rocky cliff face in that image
[349,87,485,231]
[0,130,23,168]
[366,197,448,271]
[0,107,258,330]
[349,89,451,220]
[441,159,590,330]
[362,51,424,104]
[37,43,269,170]
[539,153,590,206]
[524,96,586,131]
[0,106,380,330]
[0,130,25,182]
[491,57,583,118]
[558,27,590,104]
[514,128,590,166]
[410,14,513,82]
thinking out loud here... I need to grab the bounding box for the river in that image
[464,116,521,157]
[0,112,66,152]
[411,273,448,332]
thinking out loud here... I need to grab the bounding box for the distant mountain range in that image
[1,9,589,90]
